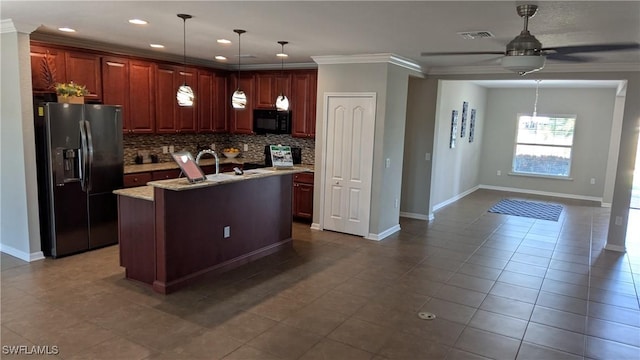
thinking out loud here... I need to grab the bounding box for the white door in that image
[323,94,376,237]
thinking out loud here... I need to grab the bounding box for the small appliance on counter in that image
[264,145,301,167]
[135,150,158,164]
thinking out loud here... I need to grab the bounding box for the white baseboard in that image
[478,184,603,203]
[365,224,401,241]
[433,185,480,212]
[0,243,45,262]
[604,243,626,252]
[310,223,321,231]
[399,212,429,221]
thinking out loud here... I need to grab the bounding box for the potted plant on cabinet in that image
[54,81,89,104]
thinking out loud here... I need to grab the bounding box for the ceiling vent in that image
[457,31,495,40]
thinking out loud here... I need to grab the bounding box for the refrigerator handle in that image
[79,120,88,191]
[84,120,94,192]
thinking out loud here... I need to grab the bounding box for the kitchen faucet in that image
[195,149,219,175]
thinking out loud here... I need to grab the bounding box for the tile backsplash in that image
[124,133,315,165]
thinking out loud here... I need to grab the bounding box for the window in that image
[512,114,576,177]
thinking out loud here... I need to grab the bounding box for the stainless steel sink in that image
[205,173,237,182]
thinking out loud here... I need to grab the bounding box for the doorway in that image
[322,93,376,237]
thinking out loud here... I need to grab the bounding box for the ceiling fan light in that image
[502,55,546,76]
[275,94,289,111]
[177,85,194,106]
[232,89,247,109]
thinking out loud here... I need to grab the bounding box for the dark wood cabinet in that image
[65,50,102,101]
[255,71,291,109]
[123,172,153,188]
[200,163,239,175]
[103,57,155,133]
[228,73,255,134]
[197,70,228,133]
[291,70,317,138]
[30,45,66,92]
[151,169,182,180]
[155,65,197,133]
[293,172,314,220]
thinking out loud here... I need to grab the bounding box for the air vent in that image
[457,31,495,40]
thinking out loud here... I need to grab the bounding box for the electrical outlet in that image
[497,170,502,176]
[425,153,431,161]
[162,146,168,154]
[169,145,175,153]
[210,143,215,150]
[590,178,596,185]
[386,158,391,168]
[243,144,248,151]
[615,216,623,226]
[224,226,231,238]
[394,198,398,208]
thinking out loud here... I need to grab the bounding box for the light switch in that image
[386,158,391,168]
[243,144,248,151]
[224,226,231,238]
[425,153,431,161]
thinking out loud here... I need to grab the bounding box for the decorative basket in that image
[57,95,85,104]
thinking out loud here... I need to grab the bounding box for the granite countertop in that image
[147,166,313,192]
[113,185,154,201]
[125,159,315,174]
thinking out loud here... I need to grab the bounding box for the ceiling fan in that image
[421,4,640,75]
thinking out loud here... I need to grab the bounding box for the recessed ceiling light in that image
[58,27,76,33]
[215,56,227,61]
[129,19,148,25]
[217,39,231,44]
[276,53,288,58]
[149,44,165,48]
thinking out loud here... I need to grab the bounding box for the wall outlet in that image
[394,198,398,208]
[497,170,502,176]
[243,144,248,151]
[615,216,623,226]
[386,158,391,168]
[169,145,175,153]
[224,226,231,238]
[590,178,596,185]
[210,143,215,150]
[162,146,168,154]
[425,153,431,161]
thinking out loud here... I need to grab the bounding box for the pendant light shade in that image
[232,29,247,109]
[177,14,194,107]
[275,41,289,111]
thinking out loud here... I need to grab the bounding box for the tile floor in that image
[1,189,639,359]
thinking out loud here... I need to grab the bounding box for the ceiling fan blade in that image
[420,51,504,56]
[545,53,593,62]
[542,43,640,54]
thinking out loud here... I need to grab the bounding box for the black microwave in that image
[253,109,291,134]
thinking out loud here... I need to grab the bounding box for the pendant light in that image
[231,29,247,109]
[275,41,289,111]
[176,14,194,107]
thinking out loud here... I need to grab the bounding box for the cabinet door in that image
[151,169,181,180]
[291,71,317,138]
[128,60,155,133]
[213,73,228,132]
[155,66,177,133]
[197,70,214,133]
[101,57,129,131]
[30,45,66,92]
[123,172,152,188]
[65,51,102,100]
[256,72,291,109]
[176,68,197,132]
[293,183,314,219]
[228,74,255,134]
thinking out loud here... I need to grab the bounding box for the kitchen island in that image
[114,167,309,294]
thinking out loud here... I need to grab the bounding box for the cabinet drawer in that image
[123,172,152,187]
[151,169,181,180]
[293,172,314,184]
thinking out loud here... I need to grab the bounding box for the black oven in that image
[253,109,291,134]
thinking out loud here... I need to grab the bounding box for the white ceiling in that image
[2,1,639,74]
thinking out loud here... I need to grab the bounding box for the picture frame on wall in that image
[469,108,476,143]
[460,101,468,138]
[450,110,458,149]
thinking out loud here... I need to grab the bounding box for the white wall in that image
[0,20,43,261]
[430,81,487,210]
[478,87,616,201]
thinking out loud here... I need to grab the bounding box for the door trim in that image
[318,92,377,235]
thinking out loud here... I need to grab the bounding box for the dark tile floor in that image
[1,189,639,359]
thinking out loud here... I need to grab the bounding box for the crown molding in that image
[312,53,423,73]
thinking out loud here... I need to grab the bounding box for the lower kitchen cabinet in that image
[123,172,153,188]
[293,172,314,220]
[200,163,240,175]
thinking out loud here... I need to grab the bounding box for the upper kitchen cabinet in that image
[197,69,228,133]
[255,71,291,109]
[291,70,317,138]
[30,44,67,92]
[102,57,155,133]
[228,73,255,134]
[156,64,197,133]
[64,51,102,101]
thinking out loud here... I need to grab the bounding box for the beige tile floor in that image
[1,189,639,359]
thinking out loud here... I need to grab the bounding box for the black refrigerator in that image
[34,102,123,258]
